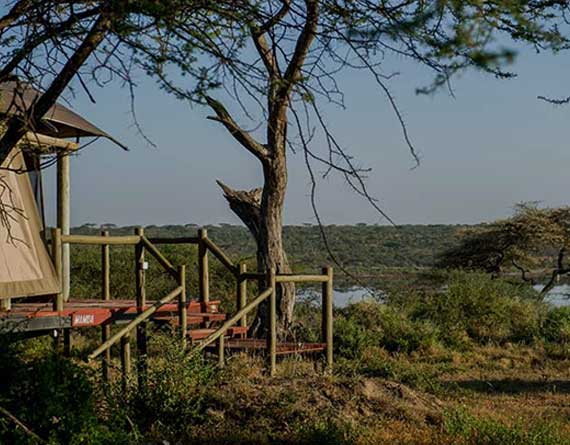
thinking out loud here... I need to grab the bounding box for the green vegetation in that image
[4,220,570,443]
[73,223,464,271]
[4,258,570,443]
[442,410,570,445]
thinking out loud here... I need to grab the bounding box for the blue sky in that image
[43,44,570,227]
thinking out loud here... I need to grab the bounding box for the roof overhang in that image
[0,80,127,150]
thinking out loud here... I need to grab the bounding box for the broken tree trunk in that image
[217,180,296,337]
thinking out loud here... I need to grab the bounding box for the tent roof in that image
[0,81,127,149]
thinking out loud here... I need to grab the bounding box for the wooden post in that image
[218,335,225,368]
[135,227,147,387]
[120,334,131,391]
[322,266,334,372]
[0,299,11,311]
[51,228,63,312]
[266,268,277,376]
[101,231,111,382]
[57,152,70,302]
[237,263,247,328]
[63,330,72,356]
[198,228,209,304]
[178,265,187,349]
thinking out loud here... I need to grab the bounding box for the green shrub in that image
[0,337,125,445]
[334,311,378,360]
[542,306,570,343]
[410,272,545,345]
[335,300,439,357]
[106,332,216,441]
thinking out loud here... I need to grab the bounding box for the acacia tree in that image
[121,1,569,334]
[437,204,570,297]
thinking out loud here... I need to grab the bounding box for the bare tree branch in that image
[205,95,270,161]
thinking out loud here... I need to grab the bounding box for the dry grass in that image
[185,346,570,444]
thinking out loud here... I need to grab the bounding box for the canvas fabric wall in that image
[0,148,59,299]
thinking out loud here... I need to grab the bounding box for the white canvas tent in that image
[0,81,123,303]
[0,148,59,298]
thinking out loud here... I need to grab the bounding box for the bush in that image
[0,337,124,445]
[409,272,545,345]
[335,300,439,358]
[105,332,216,442]
[542,306,570,344]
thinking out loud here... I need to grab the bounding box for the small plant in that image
[105,332,216,442]
[295,417,358,445]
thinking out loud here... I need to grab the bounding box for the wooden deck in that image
[0,298,220,333]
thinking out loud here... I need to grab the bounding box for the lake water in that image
[535,284,570,307]
[318,285,570,308]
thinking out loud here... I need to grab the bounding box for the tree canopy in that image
[437,204,570,296]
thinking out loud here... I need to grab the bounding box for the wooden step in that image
[209,339,327,355]
[188,326,248,341]
[153,313,226,324]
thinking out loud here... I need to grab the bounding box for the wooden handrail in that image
[141,236,178,279]
[203,237,238,275]
[147,237,199,244]
[276,274,329,283]
[192,286,273,353]
[241,271,265,280]
[88,286,182,361]
[61,234,141,245]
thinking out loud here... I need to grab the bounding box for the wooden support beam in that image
[178,265,187,349]
[237,263,247,328]
[135,227,147,388]
[198,228,210,305]
[322,266,334,372]
[218,335,225,368]
[51,228,63,312]
[22,132,79,151]
[266,268,277,377]
[120,334,131,391]
[1,299,11,311]
[101,230,111,382]
[57,152,70,302]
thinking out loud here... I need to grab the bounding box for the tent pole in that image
[57,151,70,302]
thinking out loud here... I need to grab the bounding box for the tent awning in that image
[0,81,127,150]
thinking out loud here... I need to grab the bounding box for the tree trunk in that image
[217,176,296,337]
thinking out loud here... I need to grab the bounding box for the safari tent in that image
[0,81,121,306]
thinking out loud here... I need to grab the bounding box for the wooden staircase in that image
[151,298,326,355]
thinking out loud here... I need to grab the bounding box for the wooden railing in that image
[149,228,334,374]
[50,228,187,384]
[51,226,334,378]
